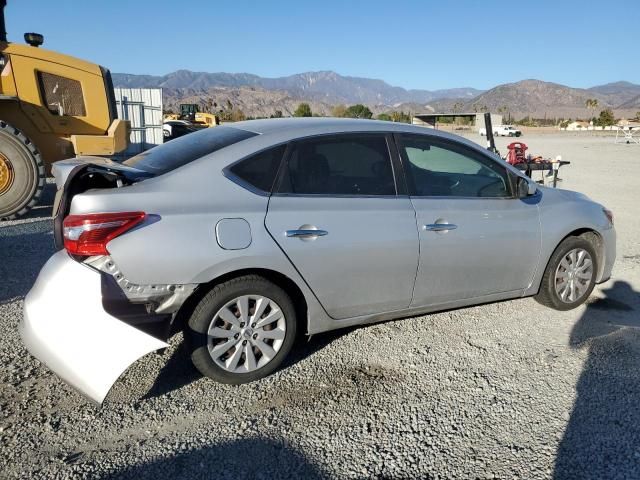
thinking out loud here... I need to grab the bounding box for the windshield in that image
[123,126,257,175]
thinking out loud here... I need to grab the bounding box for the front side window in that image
[228,145,286,193]
[37,72,86,116]
[277,134,396,196]
[398,136,510,198]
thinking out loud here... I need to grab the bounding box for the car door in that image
[395,134,541,307]
[265,133,419,320]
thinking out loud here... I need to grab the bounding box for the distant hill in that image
[588,81,640,107]
[113,70,640,120]
[112,70,483,105]
[617,94,640,110]
[418,80,640,120]
[162,86,335,118]
[444,79,611,119]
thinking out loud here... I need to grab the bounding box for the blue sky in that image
[5,0,638,90]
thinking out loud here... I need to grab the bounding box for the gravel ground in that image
[1,134,639,479]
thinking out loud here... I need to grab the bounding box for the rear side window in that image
[37,72,86,116]
[277,135,395,196]
[228,145,286,193]
[124,126,257,175]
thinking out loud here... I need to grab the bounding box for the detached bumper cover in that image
[19,251,168,404]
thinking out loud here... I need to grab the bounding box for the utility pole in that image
[484,112,498,156]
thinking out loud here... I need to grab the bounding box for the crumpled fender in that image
[19,251,168,404]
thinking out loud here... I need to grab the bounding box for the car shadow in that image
[553,280,640,479]
[143,326,356,400]
[143,338,201,400]
[98,436,328,479]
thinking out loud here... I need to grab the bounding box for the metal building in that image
[412,112,502,131]
[113,88,163,158]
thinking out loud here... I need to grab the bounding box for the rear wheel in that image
[187,275,297,384]
[535,236,598,310]
[0,121,45,220]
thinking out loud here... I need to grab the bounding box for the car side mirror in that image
[517,176,537,197]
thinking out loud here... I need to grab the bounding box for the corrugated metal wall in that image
[113,88,163,158]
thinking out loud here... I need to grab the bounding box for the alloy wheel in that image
[207,295,286,373]
[554,248,593,303]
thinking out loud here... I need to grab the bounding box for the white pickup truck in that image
[479,125,522,137]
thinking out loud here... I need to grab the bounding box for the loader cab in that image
[179,103,200,122]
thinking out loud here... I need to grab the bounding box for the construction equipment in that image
[0,0,129,219]
[164,104,219,128]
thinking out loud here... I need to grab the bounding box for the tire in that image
[0,121,45,220]
[535,236,598,311]
[187,275,297,384]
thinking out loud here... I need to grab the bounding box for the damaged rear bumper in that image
[19,251,168,404]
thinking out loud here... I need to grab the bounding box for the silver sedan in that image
[19,118,616,404]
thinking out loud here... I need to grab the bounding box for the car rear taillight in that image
[63,212,146,256]
[603,208,614,226]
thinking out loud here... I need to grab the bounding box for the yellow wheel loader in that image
[0,0,129,219]
[164,103,219,127]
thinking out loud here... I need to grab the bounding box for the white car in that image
[479,125,522,137]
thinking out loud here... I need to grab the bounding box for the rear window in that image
[123,126,257,175]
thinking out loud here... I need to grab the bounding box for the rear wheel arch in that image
[173,268,309,337]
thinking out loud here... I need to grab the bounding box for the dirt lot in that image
[0,133,638,479]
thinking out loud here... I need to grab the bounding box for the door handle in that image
[424,223,457,232]
[286,229,328,238]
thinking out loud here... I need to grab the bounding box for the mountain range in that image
[112,70,482,105]
[112,70,640,120]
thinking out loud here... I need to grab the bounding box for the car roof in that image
[230,117,442,135]
[227,117,494,157]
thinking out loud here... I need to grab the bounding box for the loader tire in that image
[0,121,45,220]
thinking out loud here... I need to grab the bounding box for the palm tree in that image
[585,99,598,124]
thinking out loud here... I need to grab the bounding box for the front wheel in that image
[187,275,297,384]
[535,236,598,310]
[0,121,45,220]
